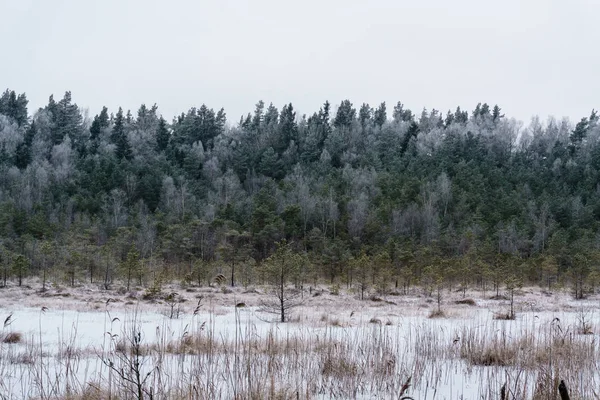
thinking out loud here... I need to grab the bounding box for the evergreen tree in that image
[392,101,413,122]
[51,91,83,146]
[570,117,589,146]
[480,103,490,117]
[322,100,331,134]
[472,103,482,119]
[156,116,170,152]
[0,90,28,126]
[333,99,356,128]
[252,100,265,130]
[492,105,504,121]
[277,103,297,154]
[216,108,226,134]
[264,103,279,126]
[358,103,372,129]
[112,107,132,161]
[373,102,387,127]
[444,110,455,127]
[454,106,468,123]
[89,106,110,154]
[14,121,36,169]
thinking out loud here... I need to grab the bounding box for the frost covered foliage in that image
[1,89,600,295]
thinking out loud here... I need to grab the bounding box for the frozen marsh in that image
[0,283,599,399]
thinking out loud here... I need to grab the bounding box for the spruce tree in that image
[156,116,170,152]
[112,107,132,160]
[373,102,387,127]
[333,99,356,128]
[14,121,36,169]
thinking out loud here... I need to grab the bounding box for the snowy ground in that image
[1,281,599,399]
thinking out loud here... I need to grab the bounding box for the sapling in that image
[260,240,305,322]
[504,275,522,320]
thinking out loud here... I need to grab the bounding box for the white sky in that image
[1,0,599,124]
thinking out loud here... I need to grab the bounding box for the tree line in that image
[0,88,599,297]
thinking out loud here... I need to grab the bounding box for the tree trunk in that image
[104,254,110,289]
[280,264,285,322]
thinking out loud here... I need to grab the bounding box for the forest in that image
[0,88,599,297]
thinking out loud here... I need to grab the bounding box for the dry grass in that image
[321,353,359,378]
[428,309,447,319]
[460,319,597,376]
[463,341,520,366]
[2,331,22,344]
[493,312,516,320]
[1,283,600,399]
[455,298,477,306]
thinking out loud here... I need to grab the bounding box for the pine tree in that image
[215,108,226,134]
[264,103,279,126]
[156,116,170,152]
[373,102,387,127]
[278,103,297,154]
[333,99,356,128]
[480,103,490,117]
[472,103,482,119]
[454,106,468,123]
[51,91,83,146]
[401,121,419,154]
[0,90,28,126]
[492,105,504,121]
[240,113,252,129]
[252,100,265,130]
[358,103,372,129]
[322,100,331,133]
[14,121,36,169]
[112,107,132,160]
[197,104,216,148]
[89,106,109,155]
[136,103,159,132]
[444,110,455,127]
[260,240,304,322]
[569,117,589,155]
[392,101,413,122]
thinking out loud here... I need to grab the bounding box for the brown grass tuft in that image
[428,310,447,319]
[2,331,22,344]
[321,354,358,378]
[493,312,516,320]
[454,298,477,306]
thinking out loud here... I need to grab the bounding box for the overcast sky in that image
[1,0,599,125]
